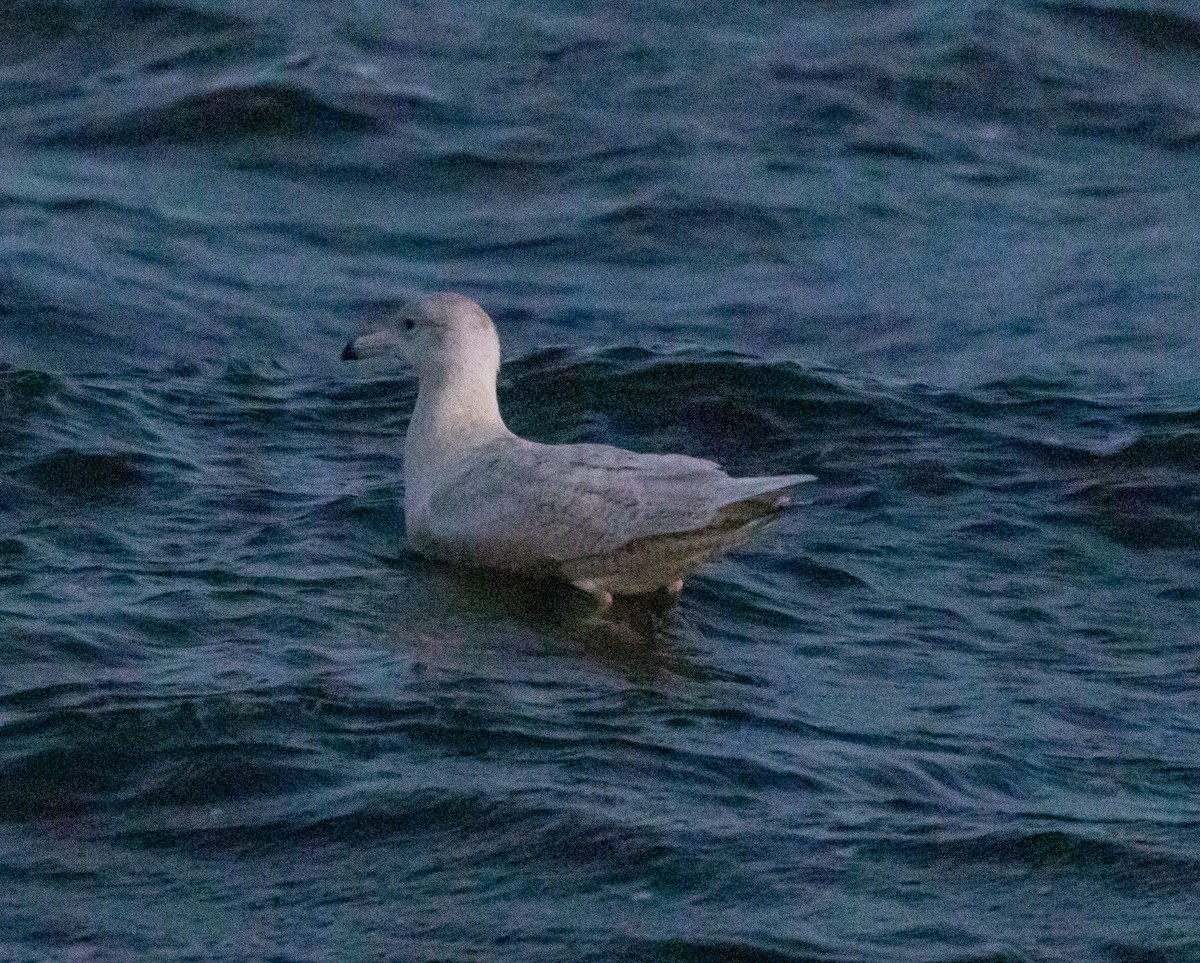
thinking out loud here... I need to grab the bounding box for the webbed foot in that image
[572,579,613,607]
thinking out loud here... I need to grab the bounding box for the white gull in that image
[342,293,814,601]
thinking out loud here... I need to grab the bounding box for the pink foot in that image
[574,580,613,607]
[667,579,684,595]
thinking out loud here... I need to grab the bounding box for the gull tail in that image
[718,472,816,510]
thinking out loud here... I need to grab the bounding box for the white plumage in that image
[342,293,813,599]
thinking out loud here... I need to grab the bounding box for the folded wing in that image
[419,438,813,571]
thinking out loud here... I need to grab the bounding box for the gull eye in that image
[404,319,415,331]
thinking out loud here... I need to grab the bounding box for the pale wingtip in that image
[775,474,816,506]
[768,473,817,493]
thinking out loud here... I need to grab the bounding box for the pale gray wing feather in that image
[421,439,809,569]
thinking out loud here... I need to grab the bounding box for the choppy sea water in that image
[2,1,1199,960]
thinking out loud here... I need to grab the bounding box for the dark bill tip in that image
[341,339,359,361]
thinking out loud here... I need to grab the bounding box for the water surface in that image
[2,1,1199,960]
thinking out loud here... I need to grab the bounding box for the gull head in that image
[341,292,501,382]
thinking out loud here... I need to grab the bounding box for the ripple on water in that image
[14,448,149,498]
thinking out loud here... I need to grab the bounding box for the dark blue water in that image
[3,1,1199,960]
